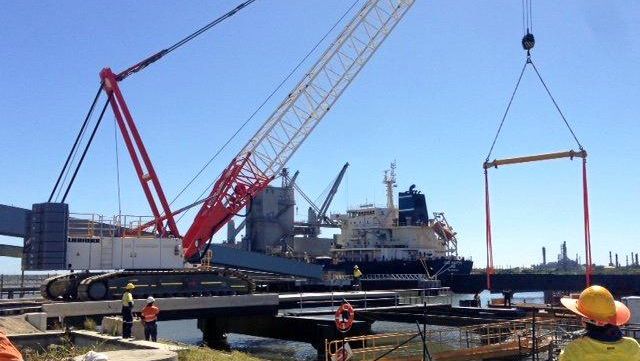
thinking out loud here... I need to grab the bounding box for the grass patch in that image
[83,318,97,331]
[178,346,265,361]
[20,336,116,361]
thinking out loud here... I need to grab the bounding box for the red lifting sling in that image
[483,150,592,290]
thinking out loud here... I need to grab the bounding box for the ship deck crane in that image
[292,162,349,238]
[316,162,349,227]
[40,0,416,300]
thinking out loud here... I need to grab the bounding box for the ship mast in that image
[383,161,397,210]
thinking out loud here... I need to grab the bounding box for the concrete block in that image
[101,316,145,340]
[73,350,177,361]
[623,296,640,324]
[24,313,47,331]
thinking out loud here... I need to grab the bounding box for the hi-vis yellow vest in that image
[559,336,640,361]
[122,291,133,307]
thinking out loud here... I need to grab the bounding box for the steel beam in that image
[0,204,30,238]
[484,149,587,169]
[209,244,323,279]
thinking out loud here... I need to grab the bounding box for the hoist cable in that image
[529,0,533,33]
[61,97,111,202]
[529,60,583,150]
[48,85,102,202]
[165,0,256,55]
[116,0,258,81]
[485,61,528,162]
[171,0,362,220]
[54,94,100,202]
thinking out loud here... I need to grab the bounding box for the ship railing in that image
[362,273,431,281]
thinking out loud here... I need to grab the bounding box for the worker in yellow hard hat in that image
[352,265,362,290]
[559,285,640,360]
[121,283,135,339]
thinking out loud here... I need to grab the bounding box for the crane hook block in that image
[522,32,535,51]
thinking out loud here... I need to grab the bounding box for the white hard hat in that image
[146,296,155,304]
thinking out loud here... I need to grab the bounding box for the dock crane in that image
[295,162,349,238]
[37,0,416,301]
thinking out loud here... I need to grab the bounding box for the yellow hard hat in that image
[561,285,630,326]
[125,283,135,290]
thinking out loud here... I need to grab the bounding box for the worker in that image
[502,289,513,307]
[559,285,640,360]
[141,296,160,342]
[473,292,481,307]
[352,265,362,290]
[121,283,135,339]
[0,329,23,361]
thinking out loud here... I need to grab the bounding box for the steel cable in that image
[529,60,583,150]
[49,85,102,201]
[485,60,528,162]
[173,0,362,223]
[61,97,111,202]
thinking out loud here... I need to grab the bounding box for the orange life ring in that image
[334,303,355,332]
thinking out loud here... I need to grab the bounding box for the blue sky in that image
[1,1,638,274]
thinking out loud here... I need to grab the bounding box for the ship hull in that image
[323,257,473,277]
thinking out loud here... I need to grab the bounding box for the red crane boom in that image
[181,0,415,260]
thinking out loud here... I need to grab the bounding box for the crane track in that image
[40,273,96,301]
[42,269,255,301]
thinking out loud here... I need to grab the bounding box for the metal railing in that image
[68,213,159,238]
[325,317,584,361]
[0,274,55,299]
[290,288,453,312]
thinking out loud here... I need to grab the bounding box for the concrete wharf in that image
[8,289,450,356]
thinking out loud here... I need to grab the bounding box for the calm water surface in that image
[158,291,544,360]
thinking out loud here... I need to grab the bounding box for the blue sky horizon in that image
[1,1,638,274]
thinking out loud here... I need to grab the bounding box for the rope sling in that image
[483,0,591,290]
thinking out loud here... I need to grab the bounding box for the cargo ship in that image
[323,163,473,277]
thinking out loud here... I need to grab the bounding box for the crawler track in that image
[40,273,95,301]
[41,268,255,301]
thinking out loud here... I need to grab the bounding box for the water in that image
[158,291,545,360]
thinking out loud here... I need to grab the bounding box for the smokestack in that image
[636,254,639,266]
[542,247,547,265]
[616,253,619,268]
[627,255,629,267]
[609,251,613,267]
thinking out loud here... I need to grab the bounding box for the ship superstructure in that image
[328,163,471,276]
